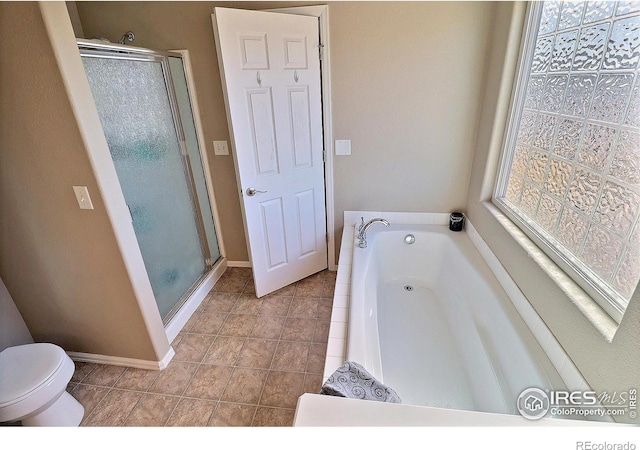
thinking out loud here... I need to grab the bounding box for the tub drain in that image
[404,285,414,292]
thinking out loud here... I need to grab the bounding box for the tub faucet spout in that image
[357,217,390,248]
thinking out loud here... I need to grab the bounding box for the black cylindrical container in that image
[449,212,464,232]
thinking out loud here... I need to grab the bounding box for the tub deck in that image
[294,393,611,426]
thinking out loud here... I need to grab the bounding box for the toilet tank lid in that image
[0,343,67,405]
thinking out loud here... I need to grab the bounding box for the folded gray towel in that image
[320,361,401,403]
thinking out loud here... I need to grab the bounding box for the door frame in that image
[257,5,337,270]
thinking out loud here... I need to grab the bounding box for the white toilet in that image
[0,277,84,426]
[0,343,84,426]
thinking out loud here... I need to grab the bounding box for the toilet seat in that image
[0,343,66,408]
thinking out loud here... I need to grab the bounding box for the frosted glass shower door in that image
[168,56,221,264]
[82,55,209,321]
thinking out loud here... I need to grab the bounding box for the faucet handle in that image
[358,216,365,232]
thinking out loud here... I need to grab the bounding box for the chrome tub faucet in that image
[357,217,390,248]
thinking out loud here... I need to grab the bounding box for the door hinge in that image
[318,43,324,61]
[322,150,326,163]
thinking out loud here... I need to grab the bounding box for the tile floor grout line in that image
[251,282,306,426]
[174,361,217,426]
[243,278,274,427]
[160,393,184,427]
[119,389,145,426]
[78,365,130,426]
[250,280,296,426]
[139,362,182,427]
[120,363,174,426]
[210,280,261,426]
[76,384,110,426]
[206,399,223,427]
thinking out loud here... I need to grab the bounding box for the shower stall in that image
[78,39,222,326]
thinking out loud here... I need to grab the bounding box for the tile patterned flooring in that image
[67,267,335,427]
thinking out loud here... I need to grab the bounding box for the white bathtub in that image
[347,222,566,415]
[294,213,623,426]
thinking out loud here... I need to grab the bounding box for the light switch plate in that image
[213,140,229,156]
[335,140,351,156]
[73,186,94,210]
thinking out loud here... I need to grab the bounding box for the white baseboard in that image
[68,346,175,371]
[226,260,251,268]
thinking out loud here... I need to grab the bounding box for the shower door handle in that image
[246,187,267,197]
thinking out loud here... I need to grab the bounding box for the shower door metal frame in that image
[78,39,214,324]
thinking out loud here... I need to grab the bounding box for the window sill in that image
[482,201,618,343]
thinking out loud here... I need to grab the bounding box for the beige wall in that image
[329,1,494,255]
[0,2,168,362]
[76,1,495,263]
[467,2,640,423]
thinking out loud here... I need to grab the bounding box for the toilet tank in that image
[0,276,34,352]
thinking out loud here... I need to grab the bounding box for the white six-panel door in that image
[213,8,327,297]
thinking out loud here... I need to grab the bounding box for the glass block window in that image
[495,1,640,322]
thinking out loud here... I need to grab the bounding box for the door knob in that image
[246,187,267,196]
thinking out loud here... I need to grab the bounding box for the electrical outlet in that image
[213,140,229,156]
